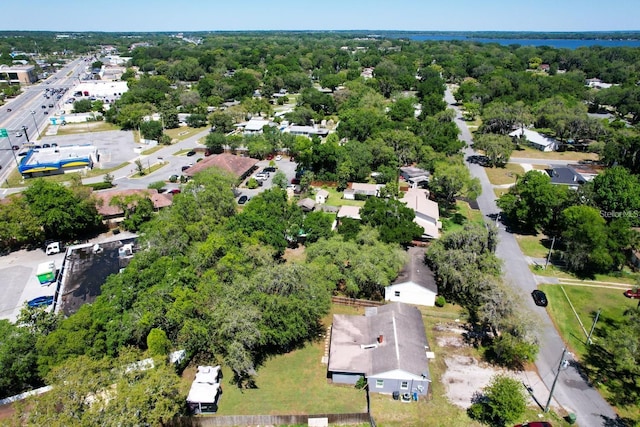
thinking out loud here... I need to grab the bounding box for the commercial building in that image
[0,65,38,85]
[18,144,98,177]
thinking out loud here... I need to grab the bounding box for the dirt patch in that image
[434,324,558,412]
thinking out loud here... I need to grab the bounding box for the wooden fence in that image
[171,412,371,426]
[331,296,385,308]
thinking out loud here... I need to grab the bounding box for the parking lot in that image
[38,129,137,170]
[237,156,299,201]
[0,248,64,322]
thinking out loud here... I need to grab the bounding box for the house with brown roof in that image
[93,188,172,221]
[328,303,432,397]
[385,246,438,306]
[183,153,258,182]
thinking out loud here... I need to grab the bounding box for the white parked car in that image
[275,155,282,161]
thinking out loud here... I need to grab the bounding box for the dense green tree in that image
[139,119,163,142]
[591,166,640,225]
[204,131,226,154]
[306,231,406,298]
[302,211,334,244]
[72,99,93,113]
[0,320,42,399]
[23,180,102,241]
[360,197,423,246]
[497,170,573,234]
[473,134,514,167]
[560,205,613,274]
[429,161,481,207]
[468,375,527,426]
[0,196,44,251]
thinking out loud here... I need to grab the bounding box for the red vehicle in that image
[514,422,552,427]
[623,289,640,299]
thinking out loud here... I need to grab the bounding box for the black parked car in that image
[238,195,249,205]
[531,290,548,307]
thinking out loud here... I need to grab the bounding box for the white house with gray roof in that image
[328,303,431,396]
[385,246,438,307]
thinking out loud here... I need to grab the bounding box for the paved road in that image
[445,88,619,426]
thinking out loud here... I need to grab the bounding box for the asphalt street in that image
[445,88,619,426]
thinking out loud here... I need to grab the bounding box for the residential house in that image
[328,303,432,397]
[400,166,430,189]
[316,189,329,204]
[237,117,273,134]
[283,125,329,138]
[546,166,586,189]
[400,188,441,239]
[186,365,222,414]
[385,246,438,307]
[297,198,316,212]
[183,153,258,182]
[93,189,173,222]
[336,205,362,221]
[343,183,381,200]
[509,128,558,152]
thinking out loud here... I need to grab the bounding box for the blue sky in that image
[4,0,639,32]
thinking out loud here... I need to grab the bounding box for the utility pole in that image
[587,309,601,345]
[22,125,30,143]
[544,236,556,269]
[545,347,568,413]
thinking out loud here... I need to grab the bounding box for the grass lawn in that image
[441,200,484,233]
[493,188,509,198]
[318,186,366,208]
[164,126,208,141]
[540,284,640,422]
[540,284,636,359]
[484,163,524,186]
[511,145,599,161]
[53,121,120,135]
[515,234,549,258]
[214,304,366,416]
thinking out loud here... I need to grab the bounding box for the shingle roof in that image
[391,246,437,293]
[183,153,258,178]
[329,302,430,380]
[93,189,172,216]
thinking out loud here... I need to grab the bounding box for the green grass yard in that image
[484,163,524,186]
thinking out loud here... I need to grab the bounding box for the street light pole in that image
[5,134,20,169]
[30,111,40,139]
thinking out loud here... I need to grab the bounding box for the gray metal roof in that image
[328,302,430,380]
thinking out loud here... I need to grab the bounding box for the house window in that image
[376,379,384,388]
[394,291,400,297]
[400,381,409,390]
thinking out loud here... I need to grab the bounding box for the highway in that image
[0,58,87,179]
[445,88,620,426]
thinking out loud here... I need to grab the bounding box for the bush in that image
[85,182,113,191]
[435,295,446,307]
[247,178,259,189]
[355,376,367,390]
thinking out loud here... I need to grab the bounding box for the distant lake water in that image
[396,34,640,49]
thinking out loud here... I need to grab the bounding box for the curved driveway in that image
[445,88,619,426]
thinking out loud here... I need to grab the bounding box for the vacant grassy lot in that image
[510,145,599,161]
[484,163,524,186]
[541,284,637,359]
[541,284,640,423]
[164,126,208,141]
[53,121,120,135]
